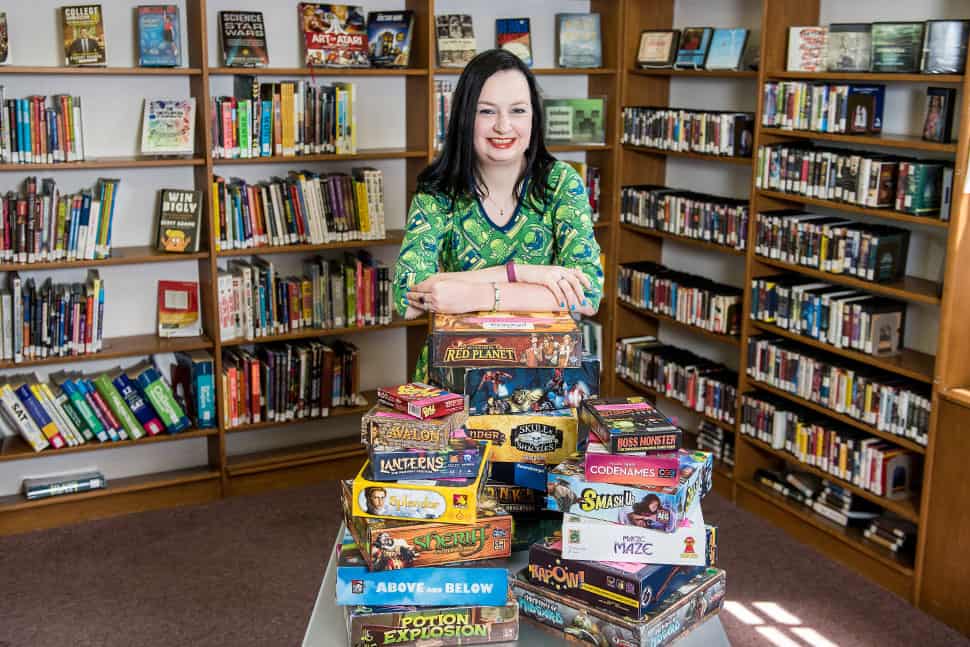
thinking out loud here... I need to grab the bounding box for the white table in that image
[303,529,731,646]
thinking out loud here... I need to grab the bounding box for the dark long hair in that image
[417,48,556,208]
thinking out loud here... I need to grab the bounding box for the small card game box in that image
[345,600,520,647]
[361,404,468,450]
[368,438,486,481]
[377,383,466,420]
[579,397,683,454]
[351,444,492,524]
[527,538,705,619]
[512,566,726,647]
[430,312,583,368]
[465,410,582,464]
[585,439,680,488]
[430,356,600,415]
[481,481,548,514]
[340,481,513,571]
[337,528,509,607]
[545,451,713,532]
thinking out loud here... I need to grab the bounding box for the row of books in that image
[741,392,917,499]
[0,359,201,453]
[217,253,393,343]
[0,176,120,264]
[755,210,910,284]
[749,275,905,357]
[863,514,917,556]
[221,339,363,428]
[636,27,752,71]
[746,336,931,445]
[212,168,385,251]
[432,79,453,151]
[0,91,86,164]
[619,185,749,251]
[211,78,358,159]
[569,161,602,222]
[616,335,738,424]
[695,420,735,468]
[0,271,104,364]
[755,144,954,218]
[617,261,742,336]
[761,82,885,134]
[621,107,755,158]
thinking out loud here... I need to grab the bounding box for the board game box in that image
[377,383,466,420]
[299,3,370,67]
[368,438,486,481]
[430,356,600,415]
[528,538,705,620]
[430,312,583,368]
[489,461,547,491]
[545,451,713,532]
[511,512,564,552]
[351,445,492,524]
[341,481,513,571]
[481,481,547,514]
[337,529,509,607]
[561,503,718,567]
[345,601,519,646]
[579,397,682,454]
[367,10,414,67]
[512,566,726,647]
[585,439,680,488]
[360,404,467,450]
[465,410,582,464]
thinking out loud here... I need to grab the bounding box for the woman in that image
[393,48,604,380]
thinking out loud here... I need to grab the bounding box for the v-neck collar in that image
[475,178,530,233]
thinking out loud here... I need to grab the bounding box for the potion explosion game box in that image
[334,310,726,646]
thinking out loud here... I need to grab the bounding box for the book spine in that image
[135,367,191,434]
[15,383,65,449]
[112,373,165,436]
[62,378,108,442]
[0,383,49,451]
[93,374,146,440]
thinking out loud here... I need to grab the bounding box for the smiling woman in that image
[393,48,604,380]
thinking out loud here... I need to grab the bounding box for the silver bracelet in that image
[491,282,501,311]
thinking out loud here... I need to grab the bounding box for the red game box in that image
[377,382,466,420]
[430,312,583,368]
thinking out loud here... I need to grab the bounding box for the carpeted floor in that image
[0,484,966,647]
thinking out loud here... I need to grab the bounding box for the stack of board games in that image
[340,382,519,646]
[511,396,727,645]
[427,311,600,550]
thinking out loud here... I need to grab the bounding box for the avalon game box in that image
[360,404,468,450]
[368,438,486,481]
[512,566,726,647]
[345,601,519,646]
[430,312,583,368]
[579,397,683,454]
[465,410,582,464]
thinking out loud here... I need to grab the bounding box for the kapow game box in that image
[430,312,583,368]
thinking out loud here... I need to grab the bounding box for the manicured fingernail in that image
[570,304,576,311]
[582,299,588,305]
[560,302,565,307]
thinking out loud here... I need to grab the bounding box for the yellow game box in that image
[352,443,492,525]
[464,411,581,465]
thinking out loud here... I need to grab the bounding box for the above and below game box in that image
[580,397,683,454]
[360,404,468,451]
[430,312,583,368]
[345,601,519,647]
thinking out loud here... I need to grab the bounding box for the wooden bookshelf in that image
[0,66,203,76]
[623,144,753,164]
[761,128,959,153]
[209,67,427,76]
[219,317,428,348]
[0,155,206,171]
[616,375,737,435]
[0,246,210,271]
[618,299,741,346]
[757,190,951,230]
[767,71,963,84]
[433,67,617,75]
[621,223,747,256]
[631,68,758,78]
[212,148,428,164]
[216,230,406,257]
[0,334,214,370]
[0,428,218,463]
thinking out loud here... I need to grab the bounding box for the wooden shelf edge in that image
[620,223,747,256]
[757,190,951,229]
[0,247,209,272]
[226,438,364,475]
[618,299,741,346]
[623,144,752,164]
[220,319,427,347]
[227,392,374,434]
[209,67,427,76]
[0,428,217,464]
[0,156,205,171]
[0,66,203,75]
[434,67,616,76]
[766,71,963,84]
[216,232,405,257]
[760,128,958,153]
[0,335,214,370]
[212,148,427,164]
[940,388,970,408]
[630,68,758,78]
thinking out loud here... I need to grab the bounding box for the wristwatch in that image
[491,282,501,312]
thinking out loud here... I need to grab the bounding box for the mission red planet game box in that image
[360,404,467,450]
[579,397,683,454]
[430,312,583,368]
[345,601,520,647]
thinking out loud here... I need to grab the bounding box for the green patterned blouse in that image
[393,161,604,380]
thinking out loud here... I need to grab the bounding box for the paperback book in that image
[543,97,606,145]
[496,18,532,67]
[367,11,414,67]
[137,4,181,67]
[674,27,712,69]
[825,23,871,72]
[787,26,826,72]
[871,22,925,73]
[218,11,268,67]
[923,86,956,142]
[0,12,8,65]
[922,20,970,74]
[62,4,106,66]
[140,98,196,155]
[435,14,475,68]
[300,3,370,68]
[556,13,602,68]
[705,28,747,70]
[155,188,202,253]
[157,280,201,338]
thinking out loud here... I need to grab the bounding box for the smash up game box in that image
[367,438,486,481]
[430,312,583,368]
[579,397,683,454]
[344,600,520,646]
[465,410,582,464]
[360,404,468,451]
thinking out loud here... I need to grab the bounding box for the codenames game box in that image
[341,480,513,571]
[336,529,509,607]
[360,404,467,450]
[345,601,520,646]
[527,538,705,619]
[430,312,583,368]
[367,438,486,481]
[585,439,680,488]
[465,410,582,464]
[351,444,492,524]
[545,451,713,532]
[513,566,726,647]
[579,397,683,454]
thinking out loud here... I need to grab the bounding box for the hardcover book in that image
[0,12,9,65]
[23,470,106,500]
[435,14,475,68]
[673,27,712,69]
[543,97,606,145]
[923,86,957,142]
[141,98,196,155]
[367,10,414,68]
[496,18,532,67]
[825,23,871,72]
[556,13,602,68]
[157,280,201,338]
[705,28,748,70]
[871,22,925,73]
[137,4,181,67]
[636,30,679,68]
[922,20,970,74]
[300,3,369,68]
[155,188,202,253]
[786,26,826,72]
[218,11,268,67]
[62,4,106,66]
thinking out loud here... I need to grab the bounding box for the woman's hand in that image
[406,279,490,314]
[514,264,591,310]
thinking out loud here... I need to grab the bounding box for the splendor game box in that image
[527,538,705,620]
[351,444,492,524]
[377,383,466,420]
[368,438,486,481]
[545,451,713,532]
[513,566,726,647]
[431,356,600,415]
[337,529,509,607]
[579,397,683,454]
[340,481,513,571]
[465,410,582,464]
[360,404,468,451]
[561,503,718,567]
[430,312,583,368]
[345,601,520,647]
